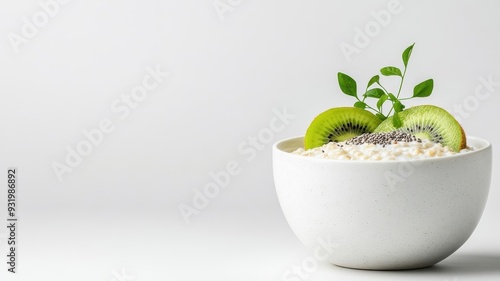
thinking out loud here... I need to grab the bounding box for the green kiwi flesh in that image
[304,107,382,149]
[373,105,466,151]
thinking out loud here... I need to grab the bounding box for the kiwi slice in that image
[304,107,382,149]
[374,105,466,151]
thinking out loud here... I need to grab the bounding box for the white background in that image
[0,0,499,280]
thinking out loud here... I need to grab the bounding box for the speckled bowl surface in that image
[273,136,492,270]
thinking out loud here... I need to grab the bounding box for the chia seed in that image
[345,132,422,146]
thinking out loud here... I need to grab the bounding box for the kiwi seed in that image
[304,107,382,149]
[373,105,466,151]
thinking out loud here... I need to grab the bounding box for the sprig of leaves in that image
[337,43,434,128]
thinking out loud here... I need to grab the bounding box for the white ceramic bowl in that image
[273,136,492,270]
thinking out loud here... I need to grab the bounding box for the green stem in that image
[386,66,408,117]
[376,82,390,95]
[356,96,378,114]
[396,66,408,99]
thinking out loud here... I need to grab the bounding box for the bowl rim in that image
[273,136,491,164]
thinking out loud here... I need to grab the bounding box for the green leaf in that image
[413,79,434,98]
[388,93,398,102]
[338,72,357,97]
[354,101,367,109]
[380,66,402,77]
[366,75,380,88]
[402,43,415,68]
[376,113,386,121]
[393,100,404,113]
[364,88,385,98]
[392,112,402,128]
[377,95,388,111]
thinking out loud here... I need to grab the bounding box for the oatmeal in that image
[293,132,471,160]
